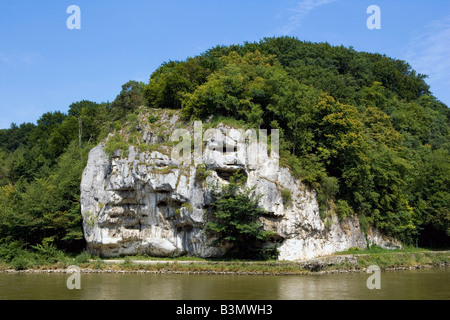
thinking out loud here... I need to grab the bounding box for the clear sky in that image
[1,0,449,129]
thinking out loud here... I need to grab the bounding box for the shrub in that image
[105,134,128,157]
[257,245,279,260]
[281,188,292,206]
[195,164,209,184]
[316,176,339,219]
[126,113,139,125]
[182,202,194,211]
[336,199,354,220]
[0,239,25,262]
[148,115,159,123]
[114,120,122,131]
[11,255,32,271]
[31,240,66,264]
[75,251,91,264]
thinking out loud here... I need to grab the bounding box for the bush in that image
[195,164,209,184]
[75,251,91,264]
[182,202,194,211]
[0,238,71,269]
[148,115,159,123]
[0,239,25,263]
[282,152,326,185]
[105,134,128,157]
[31,241,65,264]
[11,255,32,271]
[256,245,279,261]
[126,113,139,126]
[316,176,339,219]
[367,244,386,253]
[336,199,354,220]
[281,188,292,206]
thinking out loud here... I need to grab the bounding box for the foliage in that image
[204,172,276,259]
[143,57,214,109]
[148,115,159,123]
[0,238,69,270]
[195,164,209,185]
[336,200,354,220]
[0,141,88,251]
[105,133,128,158]
[316,176,339,219]
[111,80,145,118]
[281,188,292,206]
[181,50,279,125]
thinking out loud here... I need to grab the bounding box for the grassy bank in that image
[330,246,450,272]
[0,241,448,274]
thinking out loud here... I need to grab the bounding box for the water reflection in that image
[0,268,448,300]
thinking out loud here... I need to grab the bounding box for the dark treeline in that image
[0,37,448,255]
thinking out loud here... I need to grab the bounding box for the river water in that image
[0,268,448,300]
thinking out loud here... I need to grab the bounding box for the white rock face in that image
[80,124,401,260]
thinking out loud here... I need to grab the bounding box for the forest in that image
[0,37,448,259]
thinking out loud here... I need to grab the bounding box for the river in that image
[0,268,448,300]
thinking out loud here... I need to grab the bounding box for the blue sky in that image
[1,0,449,129]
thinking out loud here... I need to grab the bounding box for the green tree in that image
[412,148,450,246]
[204,172,275,259]
[111,80,145,117]
[313,93,369,181]
[144,57,212,109]
[268,80,319,155]
[0,141,87,251]
[68,100,106,146]
[181,50,279,125]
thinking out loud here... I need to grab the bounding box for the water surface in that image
[0,268,448,300]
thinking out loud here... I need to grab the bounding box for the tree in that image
[144,57,212,109]
[204,172,276,259]
[0,122,35,152]
[0,141,87,251]
[68,100,105,146]
[111,80,145,117]
[412,148,450,246]
[313,93,369,181]
[181,50,280,125]
[268,80,319,155]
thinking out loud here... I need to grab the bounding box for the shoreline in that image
[0,264,448,276]
[1,251,448,276]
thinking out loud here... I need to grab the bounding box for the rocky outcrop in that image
[80,114,401,260]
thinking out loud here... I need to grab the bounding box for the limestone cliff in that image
[80,109,401,260]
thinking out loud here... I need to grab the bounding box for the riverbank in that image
[1,250,448,275]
